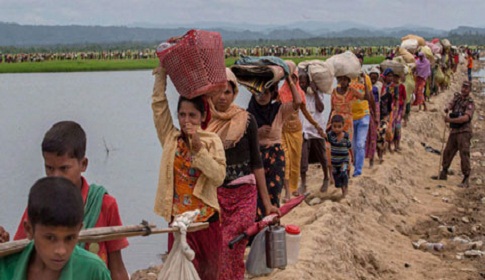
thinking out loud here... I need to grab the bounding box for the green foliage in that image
[0,59,159,73]
[0,56,386,73]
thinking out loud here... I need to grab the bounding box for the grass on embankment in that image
[0,56,385,73]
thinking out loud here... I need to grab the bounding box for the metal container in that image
[265,225,287,269]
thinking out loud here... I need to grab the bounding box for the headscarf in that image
[247,95,281,128]
[415,55,431,79]
[367,66,381,76]
[383,68,394,76]
[207,68,248,149]
[278,60,306,104]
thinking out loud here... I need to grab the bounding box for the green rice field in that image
[0,56,386,73]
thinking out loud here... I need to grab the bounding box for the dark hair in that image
[42,121,86,160]
[177,95,211,130]
[28,177,84,228]
[331,114,345,124]
[177,95,206,115]
[298,68,309,79]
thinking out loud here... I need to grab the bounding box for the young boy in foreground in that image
[327,115,353,197]
[0,177,111,279]
[11,121,129,279]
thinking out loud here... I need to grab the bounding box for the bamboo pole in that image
[0,222,208,258]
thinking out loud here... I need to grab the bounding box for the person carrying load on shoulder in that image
[280,61,325,200]
[297,68,330,193]
[246,60,302,220]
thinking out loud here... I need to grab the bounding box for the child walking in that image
[327,115,353,197]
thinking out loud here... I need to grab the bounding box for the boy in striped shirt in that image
[327,115,353,197]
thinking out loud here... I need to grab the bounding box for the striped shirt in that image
[328,131,352,167]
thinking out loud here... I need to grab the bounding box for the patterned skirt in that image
[218,184,257,280]
[257,144,285,220]
[413,76,426,106]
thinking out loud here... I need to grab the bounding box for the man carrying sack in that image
[433,81,475,188]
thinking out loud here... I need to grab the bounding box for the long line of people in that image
[0,30,479,280]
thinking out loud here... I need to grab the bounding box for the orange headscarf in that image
[278,60,306,104]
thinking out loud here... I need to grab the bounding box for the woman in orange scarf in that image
[329,76,365,141]
[207,68,279,280]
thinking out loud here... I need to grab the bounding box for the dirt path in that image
[131,62,485,280]
[250,63,485,280]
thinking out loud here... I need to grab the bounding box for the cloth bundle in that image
[231,55,289,96]
[325,51,361,79]
[420,45,435,65]
[401,39,419,53]
[441,39,452,49]
[397,47,416,64]
[380,60,405,76]
[401,34,426,47]
[426,41,443,55]
[298,60,335,93]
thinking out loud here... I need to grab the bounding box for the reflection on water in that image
[0,70,255,273]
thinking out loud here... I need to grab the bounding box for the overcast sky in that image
[1,0,484,30]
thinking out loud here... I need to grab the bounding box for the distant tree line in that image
[1,35,484,55]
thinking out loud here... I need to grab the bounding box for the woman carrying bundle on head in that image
[280,61,326,200]
[247,60,302,220]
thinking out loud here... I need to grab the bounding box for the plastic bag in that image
[246,227,273,276]
[158,210,201,280]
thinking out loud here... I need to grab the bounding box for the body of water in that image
[0,69,251,273]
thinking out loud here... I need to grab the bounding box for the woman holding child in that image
[207,68,279,280]
[247,60,302,219]
[151,66,226,280]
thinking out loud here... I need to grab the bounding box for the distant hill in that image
[0,21,483,48]
[450,26,485,35]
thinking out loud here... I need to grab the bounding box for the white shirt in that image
[299,91,332,140]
